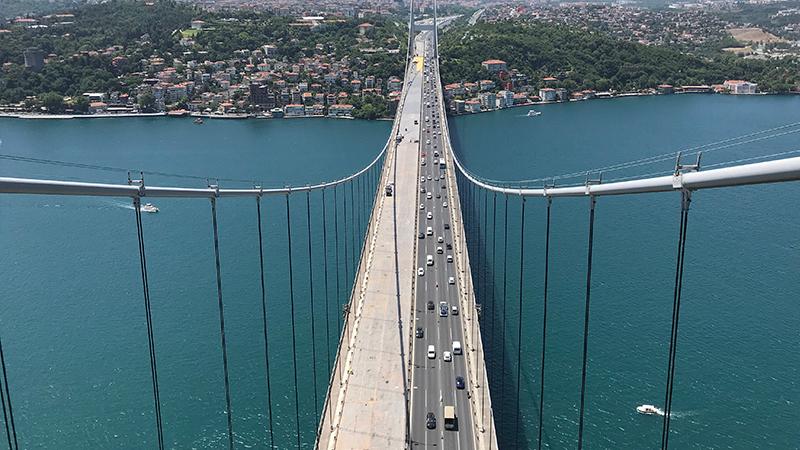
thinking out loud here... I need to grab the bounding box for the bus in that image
[443,405,457,430]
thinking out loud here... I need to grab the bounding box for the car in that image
[420,187,426,193]
[437,236,444,243]
[441,185,447,190]
[419,203,425,210]
[444,223,450,230]
[448,276,455,285]
[427,345,436,359]
[385,185,393,196]
[421,152,426,157]
[416,327,424,338]
[447,255,453,263]
[443,351,452,362]
[434,176,439,181]
[427,212,433,220]
[426,412,436,429]
[446,243,452,250]
[426,255,434,266]
[436,193,441,199]
[427,175,432,181]
[427,192,433,199]
[420,176,425,182]
[427,226,433,236]
[437,246,443,254]
[427,301,434,310]
[451,305,458,316]
[421,160,426,166]
[455,376,465,390]
[418,267,424,276]
[443,202,448,208]
[418,232,424,239]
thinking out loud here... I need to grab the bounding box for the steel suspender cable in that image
[343,183,350,307]
[0,353,11,450]
[284,194,302,450]
[334,184,342,346]
[349,182,356,275]
[537,198,552,450]
[305,191,320,420]
[210,197,235,450]
[661,191,691,450]
[499,194,509,437]
[482,189,488,331]
[133,197,164,450]
[515,197,527,449]
[0,336,17,450]
[322,188,333,428]
[577,196,597,450]
[255,197,275,450]
[490,193,497,373]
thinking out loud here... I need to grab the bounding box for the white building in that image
[724,80,758,95]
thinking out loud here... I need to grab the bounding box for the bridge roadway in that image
[317,29,494,449]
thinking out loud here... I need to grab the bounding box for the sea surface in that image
[0,94,797,449]
[448,94,800,449]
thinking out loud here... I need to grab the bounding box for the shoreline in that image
[445,90,795,118]
[0,111,391,121]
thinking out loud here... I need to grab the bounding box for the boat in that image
[193,117,204,124]
[636,404,663,416]
[140,203,159,213]
[527,110,542,117]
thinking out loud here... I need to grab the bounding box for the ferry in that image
[527,110,542,117]
[193,117,204,124]
[140,203,159,213]
[636,404,663,416]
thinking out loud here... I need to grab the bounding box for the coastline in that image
[445,90,792,118]
[0,112,391,121]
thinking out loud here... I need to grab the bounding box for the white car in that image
[427,175,432,181]
[418,267,425,276]
[427,345,436,359]
[437,236,444,243]
[427,212,433,220]
[447,255,453,263]
[420,176,425,182]
[443,351,452,362]
[448,276,455,285]
[443,202,448,208]
[437,246,443,254]
[427,192,433,199]
[419,203,425,210]
[421,160,426,166]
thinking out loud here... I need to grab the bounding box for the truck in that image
[443,405,457,430]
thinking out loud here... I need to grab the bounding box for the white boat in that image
[636,404,664,416]
[527,110,542,117]
[140,203,159,213]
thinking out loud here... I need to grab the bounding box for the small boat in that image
[193,117,204,124]
[527,110,542,117]
[140,203,159,213]
[636,404,663,416]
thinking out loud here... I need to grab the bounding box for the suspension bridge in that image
[1,4,799,450]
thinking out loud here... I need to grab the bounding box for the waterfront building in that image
[479,92,497,110]
[454,99,466,114]
[328,104,354,117]
[465,100,481,113]
[479,80,495,91]
[539,88,558,102]
[498,90,514,107]
[657,84,675,94]
[481,59,507,73]
[723,80,758,95]
[555,88,569,101]
[284,104,305,116]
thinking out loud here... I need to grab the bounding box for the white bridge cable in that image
[457,121,800,187]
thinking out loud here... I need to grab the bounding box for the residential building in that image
[465,100,481,113]
[481,59,507,73]
[724,80,758,95]
[284,104,305,116]
[539,88,557,102]
[24,48,45,71]
[479,92,496,109]
[328,104,354,117]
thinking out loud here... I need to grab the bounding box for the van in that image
[452,341,462,355]
[426,255,434,266]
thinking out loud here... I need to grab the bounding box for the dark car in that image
[427,301,434,310]
[441,184,446,189]
[436,193,441,199]
[416,327,424,338]
[426,412,436,429]
[455,376,465,390]
[446,243,452,250]
[418,232,424,239]
[444,223,450,230]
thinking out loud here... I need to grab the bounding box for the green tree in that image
[73,95,90,113]
[138,92,156,113]
[39,92,65,113]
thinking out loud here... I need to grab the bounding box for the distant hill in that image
[439,21,800,93]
